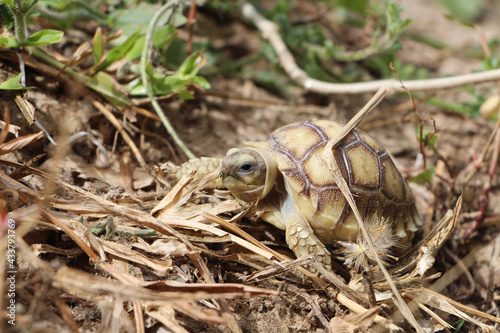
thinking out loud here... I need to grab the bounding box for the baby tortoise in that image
[172,120,420,273]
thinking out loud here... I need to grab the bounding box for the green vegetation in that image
[0,0,498,123]
[0,0,207,103]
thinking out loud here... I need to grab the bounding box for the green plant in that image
[0,0,63,47]
[410,165,435,184]
[261,0,414,84]
[425,87,488,119]
[0,73,29,90]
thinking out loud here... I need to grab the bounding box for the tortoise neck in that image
[248,148,278,200]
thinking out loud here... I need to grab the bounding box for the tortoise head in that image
[220,148,278,202]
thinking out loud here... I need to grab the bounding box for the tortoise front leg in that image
[286,210,332,275]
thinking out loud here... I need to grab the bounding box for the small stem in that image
[8,0,38,43]
[13,11,28,43]
[141,1,196,160]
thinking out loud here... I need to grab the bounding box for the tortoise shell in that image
[248,119,419,248]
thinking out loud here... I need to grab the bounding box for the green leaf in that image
[178,90,193,99]
[427,134,438,147]
[152,25,177,49]
[0,73,28,90]
[0,0,15,8]
[162,38,187,69]
[415,125,439,148]
[483,56,500,70]
[154,74,188,93]
[425,97,471,115]
[85,71,129,108]
[410,166,435,184]
[124,25,177,61]
[452,319,465,332]
[0,36,20,48]
[23,29,63,46]
[129,71,209,97]
[0,29,63,48]
[191,76,210,89]
[178,51,204,76]
[94,28,141,73]
[92,29,104,65]
[130,51,209,97]
[386,2,414,39]
[338,0,367,13]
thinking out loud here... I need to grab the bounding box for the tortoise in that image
[219,119,420,273]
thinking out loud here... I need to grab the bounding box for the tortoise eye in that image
[238,162,255,174]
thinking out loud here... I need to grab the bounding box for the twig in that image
[428,246,483,298]
[443,247,475,300]
[286,285,330,331]
[474,24,491,58]
[336,293,403,331]
[457,108,500,191]
[186,0,197,56]
[390,62,428,169]
[87,96,147,169]
[466,120,500,236]
[141,1,196,159]
[323,86,387,152]
[241,2,500,95]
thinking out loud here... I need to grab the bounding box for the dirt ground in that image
[1,1,499,332]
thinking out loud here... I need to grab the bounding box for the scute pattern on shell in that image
[264,119,419,247]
